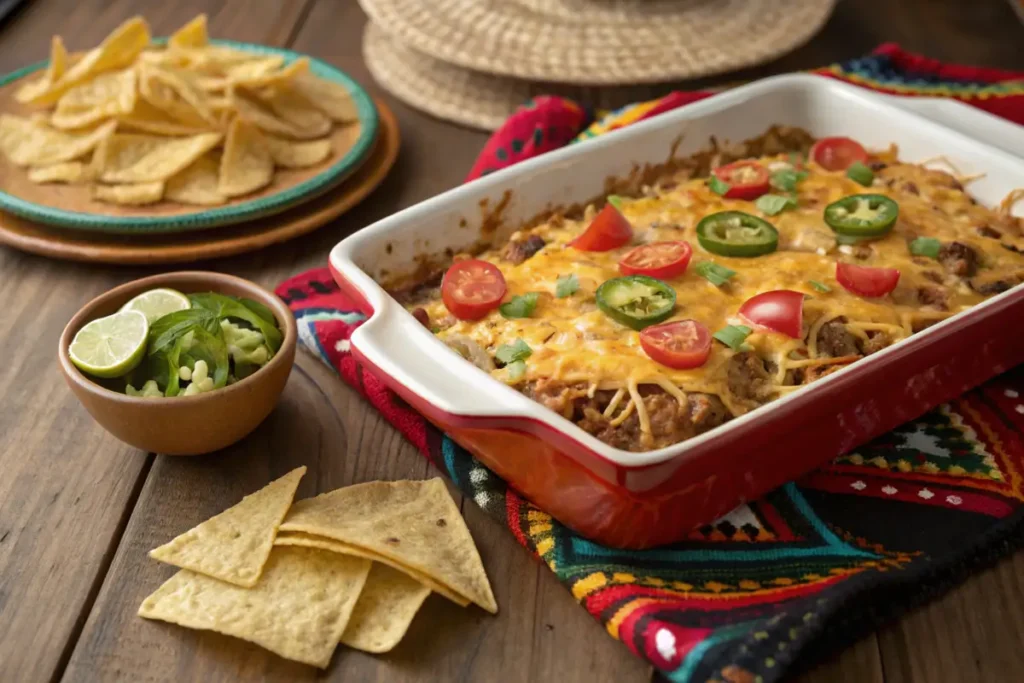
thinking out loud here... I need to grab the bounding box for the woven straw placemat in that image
[359,0,835,85]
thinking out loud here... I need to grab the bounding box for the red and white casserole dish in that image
[330,74,1024,549]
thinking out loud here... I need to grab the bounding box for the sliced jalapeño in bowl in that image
[823,194,899,237]
[696,211,779,257]
[596,275,676,331]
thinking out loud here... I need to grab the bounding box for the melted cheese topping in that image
[417,155,1024,423]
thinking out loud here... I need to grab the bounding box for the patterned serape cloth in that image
[278,45,1024,682]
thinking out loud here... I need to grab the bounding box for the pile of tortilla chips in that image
[139,467,497,668]
[0,14,358,207]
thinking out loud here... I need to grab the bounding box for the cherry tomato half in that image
[640,319,712,370]
[569,204,633,252]
[738,290,806,339]
[712,160,771,200]
[618,241,693,279]
[835,262,900,298]
[809,137,868,172]
[441,259,507,320]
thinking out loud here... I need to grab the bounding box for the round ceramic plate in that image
[0,40,379,234]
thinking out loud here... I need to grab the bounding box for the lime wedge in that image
[69,309,149,378]
[120,288,190,323]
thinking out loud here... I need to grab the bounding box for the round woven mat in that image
[359,0,835,85]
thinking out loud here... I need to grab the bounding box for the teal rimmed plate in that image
[0,40,379,235]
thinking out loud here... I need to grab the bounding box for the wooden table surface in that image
[2,1,1023,682]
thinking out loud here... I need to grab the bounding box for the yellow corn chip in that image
[218,118,273,197]
[230,88,321,140]
[264,135,332,169]
[142,65,217,124]
[0,116,116,167]
[93,181,164,205]
[97,131,221,183]
[28,161,90,184]
[233,56,309,89]
[139,546,371,669]
[341,563,430,653]
[168,14,208,49]
[117,97,213,136]
[165,154,226,206]
[15,36,68,103]
[274,531,470,608]
[259,88,331,138]
[138,68,214,129]
[291,71,358,123]
[279,479,497,614]
[50,68,137,130]
[148,467,305,586]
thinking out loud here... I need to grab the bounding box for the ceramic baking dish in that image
[330,74,1024,548]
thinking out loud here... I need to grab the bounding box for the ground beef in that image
[937,241,978,277]
[411,307,430,328]
[802,359,857,383]
[816,319,859,357]
[970,272,1023,295]
[917,285,950,310]
[727,352,773,406]
[860,332,891,355]
[502,234,546,264]
[977,225,1002,239]
[921,271,944,284]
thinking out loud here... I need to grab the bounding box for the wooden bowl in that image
[58,272,297,455]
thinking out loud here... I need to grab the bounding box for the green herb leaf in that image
[555,273,580,298]
[499,292,539,319]
[237,297,276,324]
[755,193,798,216]
[713,325,752,351]
[695,261,736,287]
[189,293,282,353]
[846,161,875,187]
[770,169,808,192]
[148,309,219,355]
[606,195,625,209]
[909,236,942,259]
[808,280,831,293]
[495,338,532,365]
[708,176,731,196]
[506,359,527,380]
[184,326,230,389]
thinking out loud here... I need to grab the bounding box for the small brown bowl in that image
[58,271,297,455]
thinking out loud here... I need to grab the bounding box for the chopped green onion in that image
[846,161,875,187]
[909,236,942,259]
[755,193,798,216]
[495,338,532,365]
[713,325,752,351]
[770,169,808,192]
[555,273,580,298]
[808,280,831,293]
[606,195,625,209]
[499,292,539,319]
[694,261,736,286]
[708,176,731,196]
[506,360,527,380]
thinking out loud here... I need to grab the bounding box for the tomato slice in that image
[810,137,868,171]
[569,204,633,252]
[618,241,693,279]
[640,319,712,370]
[835,262,900,298]
[738,290,805,339]
[441,259,507,320]
[712,161,771,200]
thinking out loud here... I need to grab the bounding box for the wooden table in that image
[1,1,1022,681]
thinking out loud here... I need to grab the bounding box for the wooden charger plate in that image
[0,99,399,264]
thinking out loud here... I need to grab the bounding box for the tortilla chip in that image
[292,71,358,123]
[233,56,309,89]
[0,116,116,167]
[15,36,68,103]
[168,14,208,49]
[93,181,164,205]
[97,131,221,183]
[117,97,213,136]
[259,88,331,138]
[148,467,305,586]
[274,531,470,608]
[138,69,214,129]
[50,68,137,130]
[218,118,273,197]
[139,546,371,669]
[264,135,332,169]
[230,88,322,140]
[142,65,217,124]
[165,155,226,205]
[341,563,430,653]
[28,161,90,184]
[279,479,497,614]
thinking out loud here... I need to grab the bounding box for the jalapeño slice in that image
[824,194,899,237]
[596,275,676,331]
[696,211,779,257]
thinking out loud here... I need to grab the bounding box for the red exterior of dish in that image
[333,264,1024,549]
